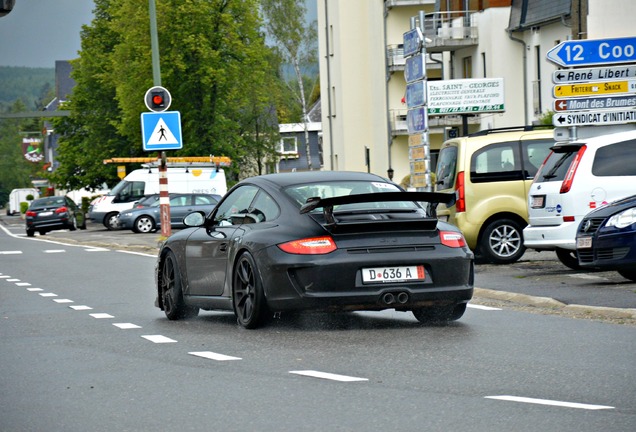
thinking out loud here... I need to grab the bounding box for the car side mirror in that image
[183,211,205,227]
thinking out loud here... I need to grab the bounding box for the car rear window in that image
[535,146,578,183]
[284,181,418,211]
[592,139,636,176]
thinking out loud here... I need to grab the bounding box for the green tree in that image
[0,100,44,205]
[52,0,281,190]
[261,0,317,169]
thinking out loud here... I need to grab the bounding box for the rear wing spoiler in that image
[299,191,456,224]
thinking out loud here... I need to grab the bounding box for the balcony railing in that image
[422,11,479,53]
[387,45,442,72]
[390,109,481,136]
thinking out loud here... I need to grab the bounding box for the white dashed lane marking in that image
[39,293,58,297]
[289,370,368,382]
[189,351,242,361]
[89,313,114,319]
[0,251,22,255]
[468,304,502,311]
[113,323,142,329]
[27,288,43,292]
[69,305,93,310]
[16,282,31,286]
[53,299,74,304]
[485,395,614,410]
[44,250,66,254]
[142,335,177,343]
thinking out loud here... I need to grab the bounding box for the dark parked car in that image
[25,196,86,237]
[118,193,220,233]
[155,171,474,329]
[576,194,636,281]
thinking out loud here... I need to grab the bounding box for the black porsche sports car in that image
[155,171,474,329]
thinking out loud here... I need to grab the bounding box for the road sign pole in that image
[159,152,171,238]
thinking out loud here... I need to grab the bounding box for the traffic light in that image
[151,90,166,109]
[144,86,171,112]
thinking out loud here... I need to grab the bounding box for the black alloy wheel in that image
[160,251,199,320]
[233,252,269,329]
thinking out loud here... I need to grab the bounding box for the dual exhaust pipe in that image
[381,291,409,305]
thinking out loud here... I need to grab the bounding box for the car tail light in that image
[560,145,587,194]
[278,236,337,255]
[455,171,465,212]
[55,207,69,214]
[25,210,36,217]
[440,231,467,248]
[563,216,575,222]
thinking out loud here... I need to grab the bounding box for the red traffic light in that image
[151,91,165,108]
[144,86,171,112]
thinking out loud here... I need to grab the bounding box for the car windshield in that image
[284,181,418,212]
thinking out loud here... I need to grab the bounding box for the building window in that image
[462,56,472,78]
[278,136,298,155]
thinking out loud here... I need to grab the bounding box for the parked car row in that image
[434,125,636,280]
[117,193,220,233]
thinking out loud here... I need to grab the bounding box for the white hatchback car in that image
[523,127,636,269]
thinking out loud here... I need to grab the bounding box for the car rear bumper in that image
[523,221,578,251]
[258,246,474,312]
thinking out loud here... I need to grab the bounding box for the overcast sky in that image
[0,0,95,68]
[0,0,317,69]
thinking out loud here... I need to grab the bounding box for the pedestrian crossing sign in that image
[141,111,183,151]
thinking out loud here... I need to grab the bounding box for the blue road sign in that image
[403,28,423,58]
[405,54,426,83]
[141,111,183,151]
[547,37,636,67]
[406,80,427,108]
[407,107,427,134]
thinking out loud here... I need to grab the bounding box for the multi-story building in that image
[317,0,635,185]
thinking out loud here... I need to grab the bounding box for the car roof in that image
[242,171,392,188]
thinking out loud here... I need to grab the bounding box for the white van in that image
[523,127,636,269]
[89,166,227,229]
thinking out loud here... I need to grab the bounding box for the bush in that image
[26,194,34,201]
[20,202,29,214]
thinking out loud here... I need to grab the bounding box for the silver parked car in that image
[118,193,220,233]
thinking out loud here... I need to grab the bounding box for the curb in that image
[474,287,636,320]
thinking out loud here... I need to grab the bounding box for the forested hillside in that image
[0,66,55,111]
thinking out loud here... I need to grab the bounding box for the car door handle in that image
[219,242,228,252]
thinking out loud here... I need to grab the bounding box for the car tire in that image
[104,212,119,231]
[617,269,636,282]
[26,229,35,237]
[233,251,270,329]
[39,230,46,236]
[555,248,582,270]
[69,216,77,231]
[159,251,199,320]
[412,303,466,324]
[134,216,156,233]
[478,218,525,264]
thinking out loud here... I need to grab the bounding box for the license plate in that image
[39,211,53,216]
[362,265,425,283]
[531,196,545,208]
[577,237,592,249]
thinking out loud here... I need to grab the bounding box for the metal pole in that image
[149,0,170,236]
[149,0,161,86]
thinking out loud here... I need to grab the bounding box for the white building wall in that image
[318,0,389,176]
[587,0,636,38]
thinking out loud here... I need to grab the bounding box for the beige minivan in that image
[435,126,555,264]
